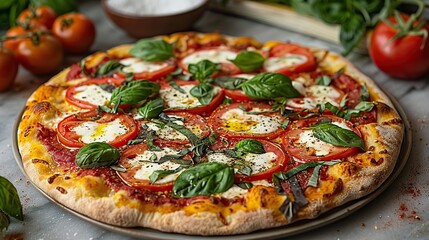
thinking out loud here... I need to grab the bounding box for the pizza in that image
[17,32,404,235]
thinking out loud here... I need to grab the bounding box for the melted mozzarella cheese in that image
[145,120,203,141]
[182,49,237,66]
[131,148,183,184]
[120,57,168,73]
[160,85,220,109]
[297,121,351,156]
[221,108,281,134]
[207,153,236,165]
[73,85,112,106]
[244,152,277,174]
[263,54,307,72]
[73,118,128,143]
[287,85,342,110]
[232,74,255,79]
[306,85,341,99]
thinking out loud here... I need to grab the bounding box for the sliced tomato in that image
[263,43,317,76]
[285,84,344,112]
[159,79,224,115]
[331,73,363,108]
[178,47,241,76]
[115,58,176,81]
[66,53,112,81]
[116,143,192,191]
[282,115,361,161]
[208,102,285,139]
[65,78,124,109]
[222,74,254,102]
[57,110,139,148]
[141,112,211,145]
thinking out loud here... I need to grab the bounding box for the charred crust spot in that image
[379,149,388,154]
[56,186,67,194]
[218,212,228,225]
[370,158,384,166]
[64,176,70,180]
[209,196,219,204]
[382,118,402,126]
[30,102,52,114]
[368,146,375,151]
[47,174,60,184]
[31,158,49,165]
[259,188,269,208]
[23,126,34,137]
[323,179,343,198]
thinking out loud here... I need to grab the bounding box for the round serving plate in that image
[12,93,412,240]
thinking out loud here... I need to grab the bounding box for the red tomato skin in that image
[18,6,56,29]
[369,15,429,79]
[115,59,176,81]
[0,48,19,92]
[16,34,64,75]
[224,89,253,102]
[52,13,96,54]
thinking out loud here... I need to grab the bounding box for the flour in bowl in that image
[105,0,206,16]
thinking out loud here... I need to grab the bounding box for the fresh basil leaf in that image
[311,123,365,150]
[281,119,290,129]
[359,83,370,101]
[235,139,265,154]
[279,197,295,222]
[340,13,366,56]
[312,0,348,24]
[156,114,201,145]
[237,182,253,189]
[149,165,185,184]
[96,61,124,77]
[314,117,332,126]
[189,83,215,105]
[0,211,10,232]
[146,130,162,151]
[354,101,375,112]
[138,98,164,119]
[290,0,313,16]
[188,60,218,82]
[75,142,120,168]
[234,161,252,176]
[111,165,126,172]
[339,94,348,108]
[129,38,173,62]
[213,76,247,90]
[167,75,186,94]
[222,97,233,105]
[127,139,143,145]
[0,176,23,221]
[172,162,234,198]
[229,51,265,72]
[323,102,346,118]
[306,165,322,187]
[315,75,332,86]
[110,80,160,105]
[238,73,300,99]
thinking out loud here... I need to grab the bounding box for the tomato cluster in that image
[0,5,96,92]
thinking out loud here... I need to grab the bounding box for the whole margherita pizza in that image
[17,32,403,235]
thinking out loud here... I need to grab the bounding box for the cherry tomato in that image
[0,48,19,92]
[263,43,317,76]
[159,79,225,115]
[117,143,193,191]
[52,13,96,54]
[18,6,56,29]
[4,25,47,54]
[65,78,125,109]
[16,34,64,75]
[282,115,361,161]
[208,102,285,140]
[57,110,139,148]
[115,58,176,81]
[369,14,429,79]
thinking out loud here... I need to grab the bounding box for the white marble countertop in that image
[1,1,429,239]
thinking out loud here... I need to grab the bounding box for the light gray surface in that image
[1,1,429,239]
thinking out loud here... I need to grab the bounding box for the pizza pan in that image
[12,93,412,240]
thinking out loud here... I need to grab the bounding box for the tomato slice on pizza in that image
[115,57,176,80]
[117,143,193,191]
[159,79,224,115]
[178,47,241,76]
[65,78,125,109]
[57,110,139,148]
[263,43,317,76]
[221,74,255,102]
[66,52,112,81]
[282,115,362,161]
[208,102,285,139]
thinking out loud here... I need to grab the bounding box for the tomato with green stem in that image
[18,6,57,29]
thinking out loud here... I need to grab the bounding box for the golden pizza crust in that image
[17,32,404,235]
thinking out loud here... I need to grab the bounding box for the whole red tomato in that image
[16,34,64,75]
[369,13,429,79]
[4,25,47,54]
[18,6,57,29]
[0,47,19,92]
[52,13,96,54]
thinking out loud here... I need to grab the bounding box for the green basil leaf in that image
[229,51,265,72]
[110,80,160,105]
[359,83,370,101]
[138,98,164,119]
[354,101,375,112]
[311,123,365,150]
[340,14,366,56]
[315,75,332,86]
[312,1,348,24]
[213,76,247,90]
[237,182,253,189]
[222,97,233,105]
[0,211,10,232]
[234,161,253,176]
[111,165,126,172]
[129,38,173,62]
[188,60,218,82]
[235,139,265,154]
[238,73,300,99]
[96,61,124,77]
[0,176,23,221]
[149,165,185,184]
[189,83,214,105]
[76,142,120,168]
[306,165,322,187]
[339,94,348,108]
[167,75,186,94]
[281,119,290,129]
[172,162,234,198]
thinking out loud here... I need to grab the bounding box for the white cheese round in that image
[120,57,168,73]
[73,118,128,143]
[182,49,237,67]
[263,54,307,72]
[220,108,281,134]
[73,85,112,106]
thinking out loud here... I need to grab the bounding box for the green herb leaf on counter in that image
[311,123,365,150]
[75,142,120,168]
[340,13,366,56]
[129,39,173,62]
[0,176,23,221]
[0,211,10,232]
[229,51,265,72]
[238,72,300,99]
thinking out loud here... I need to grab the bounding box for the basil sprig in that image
[96,60,124,77]
[0,176,23,225]
[76,142,120,168]
[129,38,173,62]
[235,139,265,154]
[315,75,331,86]
[229,51,265,72]
[172,162,234,198]
[189,83,215,105]
[320,101,375,120]
[311,123,365,150]
[188,59,218,82]
[238,73,300,99]
[109,81,160,112]
[213,76,247,90]
[149,165,188,184]
[137,98,164,119]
